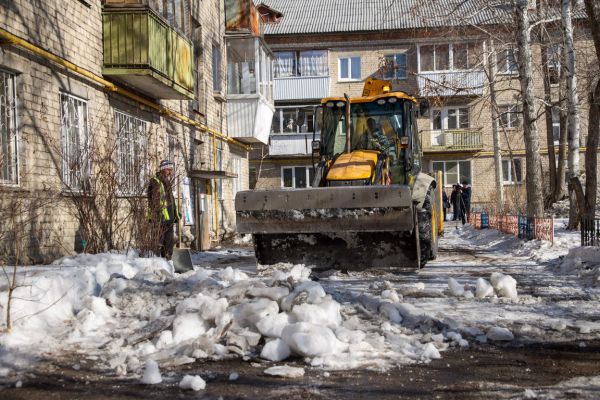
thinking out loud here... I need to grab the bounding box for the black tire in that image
[418,186,438,266]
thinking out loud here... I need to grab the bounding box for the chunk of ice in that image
[486,326,514,341]
[264,366,305,378]
[179,375,206,391]
[447,278,464,297]
[261,339,291,362]
[141,360,162,384]
[475,278,494,299]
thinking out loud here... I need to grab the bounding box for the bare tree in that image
[515,0,544,217]
[562,0,583,228]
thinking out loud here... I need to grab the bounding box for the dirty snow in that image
[0,220,598,389]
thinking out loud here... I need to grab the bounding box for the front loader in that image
[235,78,441,271]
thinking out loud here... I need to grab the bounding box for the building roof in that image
[259,0,586,36]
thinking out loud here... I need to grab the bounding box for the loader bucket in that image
[235,185,419,270]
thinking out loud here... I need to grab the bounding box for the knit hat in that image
[159,160,174,171]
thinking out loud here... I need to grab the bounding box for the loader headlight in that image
[377,99,387,105]
[388,97,398,103]
[336,101,345,107]
[326,102,335,108]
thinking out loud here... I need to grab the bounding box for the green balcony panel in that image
[102,7,194,100]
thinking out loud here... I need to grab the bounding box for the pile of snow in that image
[0,253,453,379]
[559,247,600,285]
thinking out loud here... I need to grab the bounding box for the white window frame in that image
[281,166,313,188]
[498,104,521,129]
[60,92,89,191]
[502,158,523,184]
[431,160,472,188]
[417,43,479,73]
[496,47,519,75]
[115,110,148,196]
[338,56,361,82]
[383,53,408,80]
[271,105,317,135]
[430,107,470,131]
[551,106,561,145]
[1,70,19,186]
[232,155,242,196]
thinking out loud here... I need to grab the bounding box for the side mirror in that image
[311,140,321,156]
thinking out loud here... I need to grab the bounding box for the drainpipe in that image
[0,27,250,151]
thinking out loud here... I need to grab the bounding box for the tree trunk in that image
[539,32,558,207]
[562,0,582,229]
[487,40,504,211]
[516,2,544,218]
[584,78,600,219]
[583,0,600,220]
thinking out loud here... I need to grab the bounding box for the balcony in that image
[274,76,331,101]
[417,71,485,97]
[226,36,275,145]
[102,6,194,100]
[269,133,319,156]
[421,129,483,152]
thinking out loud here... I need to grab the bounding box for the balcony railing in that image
[274,76,331,101]
[269,133,319,156]
[102,6,194,100]
[417,71,485,97]
[421,129,483,152]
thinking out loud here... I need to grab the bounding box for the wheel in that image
[418,186,438,266]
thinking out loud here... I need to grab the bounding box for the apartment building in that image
[0,0,278,262]
[253,0,598,211]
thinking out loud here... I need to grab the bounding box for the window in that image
[502,159,523,184]
[431,107,470,131]
[383,53,407,80]
[232,156,242,196]
[149,0,191,36]
[249,167,257,189]
[431,160,471,187]
[60,93,89,190]
[419,43,480,72]
[498,105,521,129]
[547,45,561,86]
[551,107,561,143]
[339,56,361,81]
[496,47,518,74]
[272,106,316,135]
[274,50,328,78]
[1,70,18,185]
[212,43,222,92]
[281,166,315,188]
[115,111,147,195]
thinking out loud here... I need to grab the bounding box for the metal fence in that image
[468,212,554,244]
[581,218,600,247]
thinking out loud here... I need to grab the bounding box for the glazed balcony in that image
[417,71,485,97]
[102,6,194,100]
[421,129,483,152]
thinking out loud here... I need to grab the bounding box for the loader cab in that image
[314,93,421,186]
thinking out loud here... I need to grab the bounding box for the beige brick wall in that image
[0,0,248,262]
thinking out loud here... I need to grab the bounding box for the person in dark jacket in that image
[148,160,180,260]
[461,181,472,223]
[442,190,450,221]
[450,184,461,221]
